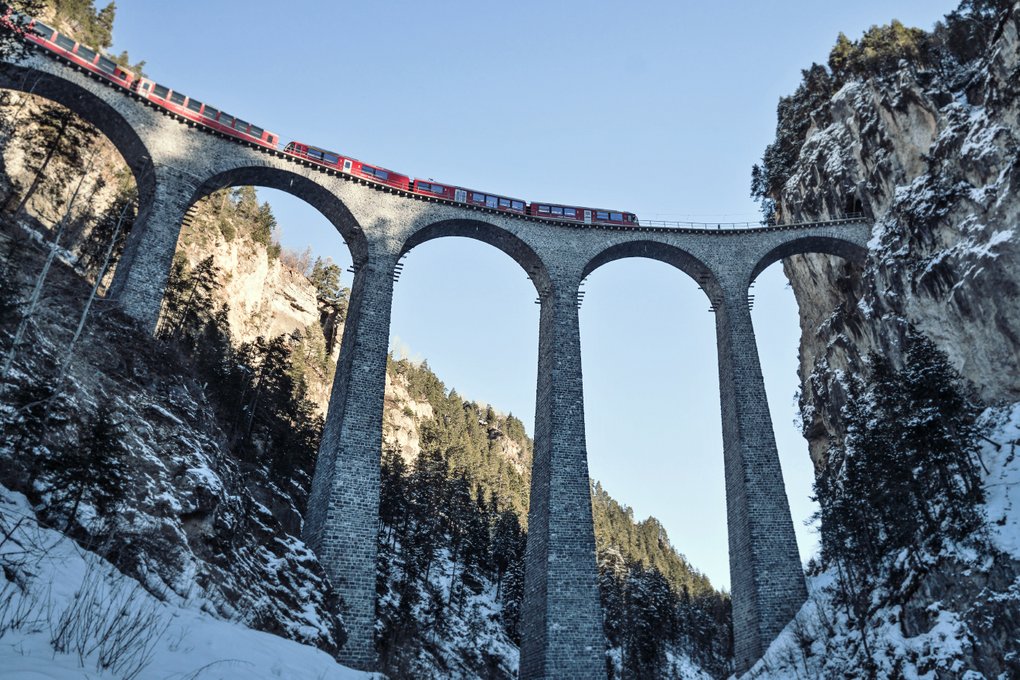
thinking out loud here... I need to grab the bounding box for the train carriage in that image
[412,179,459,202]
[412,180,528,216]
[351,159,410,191]
[464,187,526,214]
[286,141,410,191]
[134,79,279,149]
[9,13,135,89]
[529,202,638,226]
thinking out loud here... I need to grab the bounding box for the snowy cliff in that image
[777,5,1020,465]
[747,2,1020,677]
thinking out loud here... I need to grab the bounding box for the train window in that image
[499,198,511,208]
[512,201,524,210]
[153,83,170,99]
[564,208,577,217]
[323,153,339,164]
[611,212,623,221]
[202,105,218,119]
[251,126,265,139]
[33,21,54,38]
[551,206,563,215]
[472,193,485,202]
[431,184,445,194]
[55,33,75,50]
[76,45,96,62]
[376,169,389,180]
[308,148,324,160]
[97,56,117,74]
[234,119,249,131]
[219,113,234,125]
[169,91,186,106]
[538,205,550,214]
[187,98,202,112]
[596,211,609,220]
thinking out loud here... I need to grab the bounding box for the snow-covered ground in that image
[980,403,1020,560]
[0,486,376,680]
[742,403,1020,679]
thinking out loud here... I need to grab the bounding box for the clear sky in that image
[108,0,960,590]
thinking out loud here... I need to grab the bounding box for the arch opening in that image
[380,234,541,672]
[747,245,869,571]
[749,235,868,284]
[0,83,149,296]
[0,61,156,209]
[578,255,733,666]
[400,217,552,297]
[157,181,358,406]
[582,239,723,304]
[189,167,368,266]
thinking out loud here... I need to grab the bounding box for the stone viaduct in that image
[1,50,873,677]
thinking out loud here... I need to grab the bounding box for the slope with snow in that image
[0,486,376,680]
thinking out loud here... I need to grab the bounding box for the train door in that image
[342,159,352,173]
[454,189,467,203]
[583,209,592,224]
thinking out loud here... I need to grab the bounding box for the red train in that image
[4,10,640,228]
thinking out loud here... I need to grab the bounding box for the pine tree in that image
[621,565,676,679]
[0,377,57,457]
[815,328,985,612]
[13,103,98,219]
[77,185,136,279]
[598,547,628,650]
[380,448,409,546]
[500,552,526,644]
[161,255,219,343]
[0,237,25,328]
[490,507,522,599]
[39,403,127,530]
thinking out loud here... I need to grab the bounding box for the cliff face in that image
[777,8,1020,463]
[742,5,1020,677]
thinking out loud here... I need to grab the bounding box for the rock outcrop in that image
[777,7,1020,464]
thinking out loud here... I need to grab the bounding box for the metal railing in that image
[637,213,867,231]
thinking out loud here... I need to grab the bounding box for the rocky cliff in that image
[775,4,1020,464]
[746,3,1020,677]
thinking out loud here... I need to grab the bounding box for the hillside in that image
[748,1,1020,676]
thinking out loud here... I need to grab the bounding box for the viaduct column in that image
[714,279,807,673]
[521,278,606,680]
[107,164,198,333]
[303,252,395,671]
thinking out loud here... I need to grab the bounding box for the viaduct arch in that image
[1,51,873,677]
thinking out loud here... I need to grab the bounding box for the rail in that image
[637,214,868,230]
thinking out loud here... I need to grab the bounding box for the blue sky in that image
[109,0,959,590]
